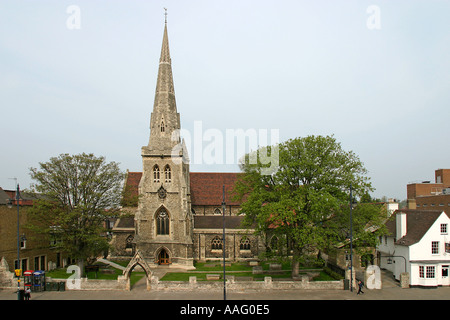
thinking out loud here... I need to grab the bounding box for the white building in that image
[377,209,450,287]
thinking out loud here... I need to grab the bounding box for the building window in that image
[419,266,424,278]
[125,235,134,249]
[443,266,449,278]
[432,241,439,255]
[426,266,435,278]
[160,121,165,132]
[214,208,222,215]
[240,237,251,250]
[40,256,46,271]
[441,224,448,234]
[164,165,171,183]
[156,209,169,235]
[446,243,450,253]
[153,165,160,183]
[211,236,223,250]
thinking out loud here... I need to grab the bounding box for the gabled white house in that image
[377,209,450,287]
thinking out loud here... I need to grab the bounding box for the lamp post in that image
[8,183,22,300]
[222,184,226,300]
[349,184,353,292]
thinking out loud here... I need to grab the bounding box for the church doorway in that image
[158,249,170,265]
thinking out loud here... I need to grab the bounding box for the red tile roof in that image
[190,172,243,206]
[123,171,243,206]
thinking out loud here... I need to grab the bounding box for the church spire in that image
[160,9,171,64]
[145,9,181,152]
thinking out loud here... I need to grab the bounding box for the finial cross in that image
[164,8,167,23]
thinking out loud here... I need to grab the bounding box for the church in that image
[110,17,262,268]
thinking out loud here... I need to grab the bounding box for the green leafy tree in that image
[27,153,125,274]
[234,135,387,276]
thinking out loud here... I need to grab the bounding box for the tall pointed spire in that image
[144,9,181,153]
[160,9,171,64]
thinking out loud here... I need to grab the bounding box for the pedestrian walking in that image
[357,280,364,295]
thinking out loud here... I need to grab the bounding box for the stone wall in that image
[46,277,128,291]
[150,275,344,291]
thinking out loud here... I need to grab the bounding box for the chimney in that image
[407,199,416,210]
[396,212,407,240]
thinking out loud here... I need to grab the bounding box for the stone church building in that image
[110,19,262,268]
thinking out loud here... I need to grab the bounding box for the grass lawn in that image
[45,260,340,284]
[160,260,341,282]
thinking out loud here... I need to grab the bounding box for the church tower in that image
[135,13,194,269]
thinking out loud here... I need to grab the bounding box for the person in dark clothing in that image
[357,280,364,295]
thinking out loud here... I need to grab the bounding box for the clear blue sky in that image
[1,0,449,200]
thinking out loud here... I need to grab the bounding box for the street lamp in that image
[8,183,22,300]
[349,184,353,292]
[222,184,226,301]
[381,255,407,273]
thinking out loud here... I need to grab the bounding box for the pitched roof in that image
[122,171,243,206]
[114,216,135,229]
[190,172,243,206]
[0,188,10,205]
[194,216,246,229]
[386,209,450,246]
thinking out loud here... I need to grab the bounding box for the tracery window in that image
[214,208,222,215]
[240,237,251,250]
[153,165,160,183]
[160,121,165,132]
[164,165,171,183]
[211,236,223,250]
[156,209,169,235]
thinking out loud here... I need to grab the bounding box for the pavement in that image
[1,269,449,301]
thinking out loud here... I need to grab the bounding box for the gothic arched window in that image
[160,121,165,132]
[153,165,160,183]
[214,208,222,215]
[164,165,171,183]
[240,237,251,250]
[211,236,223,250]
[156,209,169,235]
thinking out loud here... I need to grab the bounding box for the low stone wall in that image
[150,275,344,291]
[47,277,128,291]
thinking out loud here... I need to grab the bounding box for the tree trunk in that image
[292,247,300,278]
[77,259,85,278]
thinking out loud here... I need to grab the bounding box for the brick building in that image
[407,169,450,210]
[0,187,67,273]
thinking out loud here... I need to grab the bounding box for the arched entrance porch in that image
[122,250,152,290]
